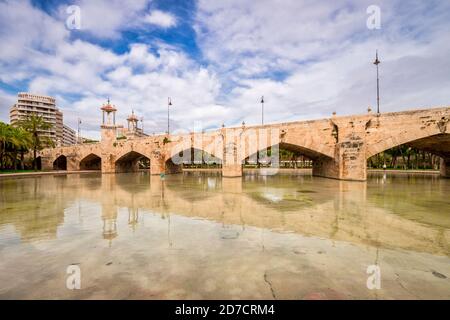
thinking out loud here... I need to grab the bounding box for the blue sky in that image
[0,0,449,138]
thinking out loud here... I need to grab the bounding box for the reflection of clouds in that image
[1,172,448,256]
[207,177,216,189]
[262,192,282,203]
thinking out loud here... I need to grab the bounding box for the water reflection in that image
[0,171,449,299]
[0,172,449,254]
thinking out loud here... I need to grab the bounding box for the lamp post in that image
[77,118,81,144]
[260,96,265,125]
[167,97,172,135]
[373,51,381,114]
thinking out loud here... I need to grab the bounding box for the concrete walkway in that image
[368,169,440,174]
[0,170,100,179]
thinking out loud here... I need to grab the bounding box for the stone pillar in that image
[312,156,339,179]
[222,129,243,177]
[336,135,367,181]
[313,118,368,181]
[150,151,165,175]
[165,159,182,174]
[67,155,79,171]
[101,153,115,173]
[41,156,53,171]
[440,157,450,178]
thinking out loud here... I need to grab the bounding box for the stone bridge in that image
[39,106,450,181]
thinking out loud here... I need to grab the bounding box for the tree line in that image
[0,115,53,171]
[368,145,440,170]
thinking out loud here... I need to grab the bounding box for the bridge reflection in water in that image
[0,171,449,299]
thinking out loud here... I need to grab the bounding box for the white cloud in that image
[0,1,220,138]
[1,0,450,140]
[195,0,450,123]
[143,10,177,28]
[58,0,150,39]
[0,89,16,121]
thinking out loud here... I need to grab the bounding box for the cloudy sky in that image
[0,0,449,138]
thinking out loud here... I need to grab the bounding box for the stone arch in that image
[366,132,450,159]
[115,151,151,173]
[242,141,334,168]
[53,155,67,170]
[168,147,223,166]
[79,153,102,170]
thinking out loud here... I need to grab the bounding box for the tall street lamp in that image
[261,96,265,125]
[77,118,81,144]
[373,50,381,114]
[167,97,172,135]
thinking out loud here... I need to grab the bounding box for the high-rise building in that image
[63,124,77,146]
[9,92,77,146]
[10,92,57,143]
[55,109,64,145]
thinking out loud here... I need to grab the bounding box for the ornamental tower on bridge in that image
[100,98,119,144]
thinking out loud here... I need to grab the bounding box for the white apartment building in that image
[10,92,77,146]
[63,124,77,146]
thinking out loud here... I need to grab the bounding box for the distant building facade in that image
[9,92,77,146]
[56,109,64,144]
[63,124,77,146]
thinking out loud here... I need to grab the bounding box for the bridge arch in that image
[243,141,334,165]
[115,151,150,173]
[53,155,67,170]
[366,132,450,159]
[80,153,102,170]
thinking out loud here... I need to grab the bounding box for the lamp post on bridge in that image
[77,118,81,144]
[167,97,172,135]
[373,50,381,115]
[260,96,265,125]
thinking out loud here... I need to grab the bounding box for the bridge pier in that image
[222,140,243,177]
[41,156,53,171]
[165,159,183,174]
[440,157,450,178]
[101,152,115,173]
[313,119,368,181]
[67,155,79,171]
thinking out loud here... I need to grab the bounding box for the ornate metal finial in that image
[373,50,380,66]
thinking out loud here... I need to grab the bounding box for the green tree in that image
[10,126,33,169]
[17,114,54,170]
[0,122,13,169]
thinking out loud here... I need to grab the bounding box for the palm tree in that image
[0,122,13,169]
[10,127,32,170]
[17,114,54,170]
